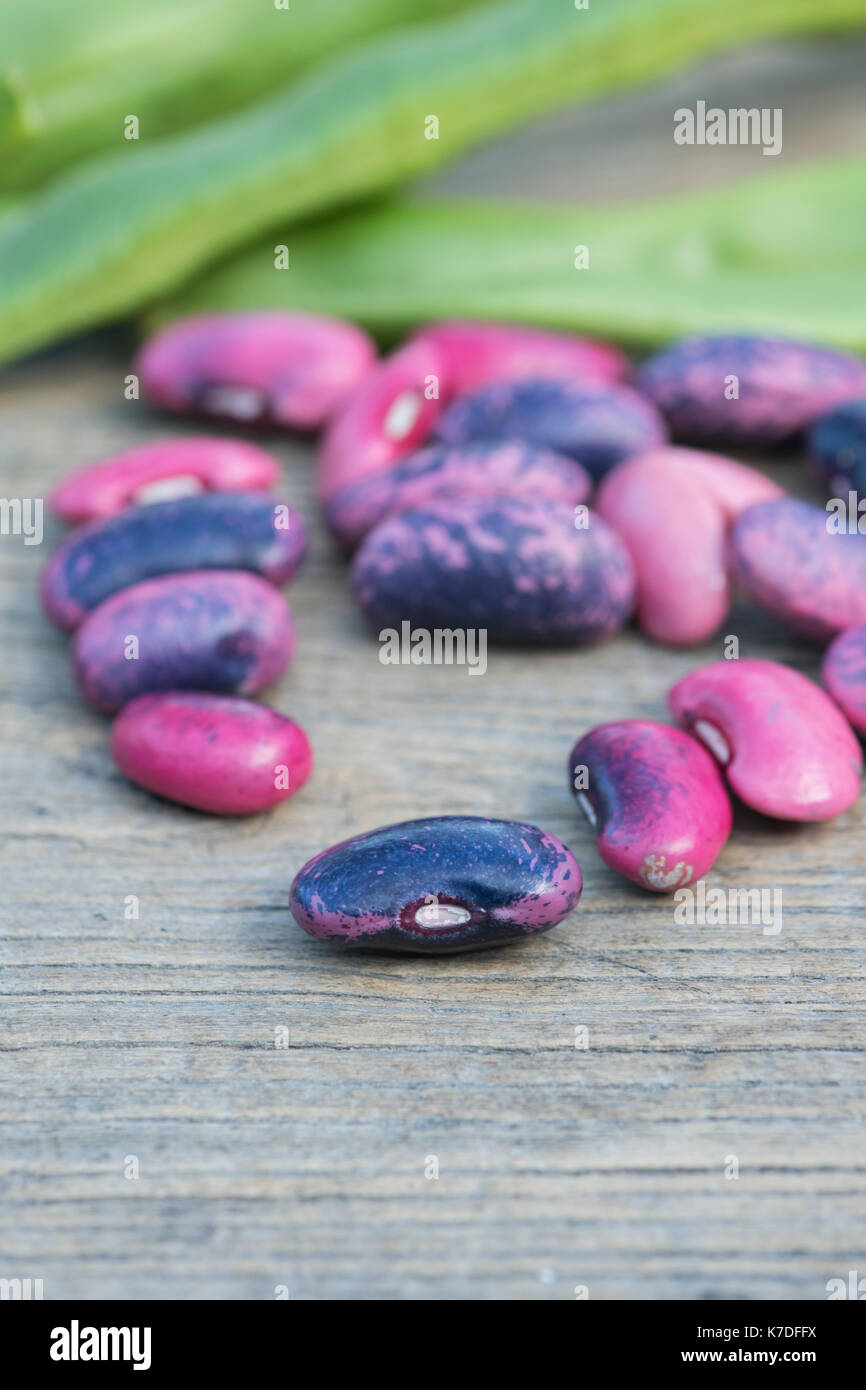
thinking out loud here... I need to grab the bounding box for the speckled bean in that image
[637,334,866,446]
[137,312,376,429]
[41,492,307,631]
[289,815,582,953]
[351,498,635,645]
[111,692,312,815]
[317,322,626,501]
[48,437,282,524]
[324,440,592,552]
[822,624,866,737]
[669,658,862,821]
[730,497,866,641]
[434,379,667,481]
[808,398,866,497]
[73,569,294,712]
[568,720,732,891]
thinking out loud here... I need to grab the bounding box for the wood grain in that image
[2,37,866,1301]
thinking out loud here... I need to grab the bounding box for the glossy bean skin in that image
[407,320,627,393]
[110,692,312,815]
[48,437,282,524]
[669,658,862,821]
[324,440,592,552]
[822,625,866,736]
[351,498,635,646]
[289,815,582,953]
[569,720,732,891]
[637,334,866,446]
[41,492,307,631]
[631,446,784,520]
[596,454,729,646]
[808,399,866,497]
[72,569,294,713]
[318,338,446,502]
[137,312,376,429]
[434,379,667,481]
[730,497,866,641]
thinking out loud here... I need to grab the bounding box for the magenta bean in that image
[317,337,446,502]
[72,569,294,712]
[408,320,627,395]
[351,498,635,646]
[48,437,281,524]
[632,446,784,520]
[637,334,866,446]
[41,492,307,630]
[110,692,312,815]
[324,440,592,552]
[136,312,376,429]
[730,497,866,641]
[289,815,582,954]
[596,453,729,646]
[568,720,732,891]
[822,624,866,736]
[434,378,667,481]
[669,658,862,821]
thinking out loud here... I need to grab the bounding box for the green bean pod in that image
[148,156,866,351]
[0,0,863,366]
[0,0,484,192]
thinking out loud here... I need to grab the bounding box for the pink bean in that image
[568,720,732,891]
[595,453,729,646]
[317,337,447,502]
[136,312,376,429]
[408,320,627,395]
[49,437,282,524]
[669,658,863,821]
[632,446,784,520]
[111,692,312,815]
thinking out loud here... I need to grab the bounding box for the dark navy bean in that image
[289,815,582,953]
[730,497,866,641]
[324,439,591,552]
[637,334,866,446]
[434,379,666,481]
[41,492,306,630]
[351,497,635,645]
[808,399,866,496]
[72,569,294,712]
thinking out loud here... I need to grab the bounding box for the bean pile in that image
[41,312,866,951]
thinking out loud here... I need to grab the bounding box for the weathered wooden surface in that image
[2,37,866,1301]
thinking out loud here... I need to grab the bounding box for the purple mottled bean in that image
[822,625,866,737]
[72,569,294,712]
[111,692,312,815]
[637,334,866,446]
[730,497,866,641]
[42,492,306,630]
[137,312,376,429]
[289,815,582,953]
[351,497,635,645]
[434,378,666,481]
[568,720,732,891]
[324,440,592,552]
